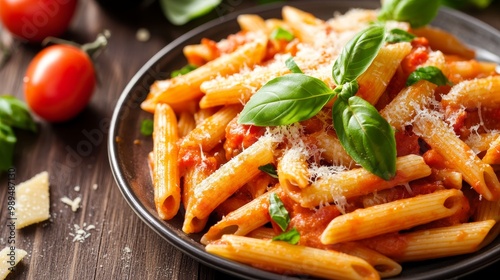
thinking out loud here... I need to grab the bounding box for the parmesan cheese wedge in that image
[15,171,50,229]
[0,247,27,279]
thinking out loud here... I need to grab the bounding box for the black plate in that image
[108,1,500,279]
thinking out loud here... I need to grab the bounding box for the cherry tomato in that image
[0,0,78,43]
[24,44,96,122]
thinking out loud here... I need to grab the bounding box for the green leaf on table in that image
[238,73,335,126]
[332,24,386,85]
[159,0,222,26]
[272,227,300,245]
[0,95,37,132]
[332,95,396,180]
[406,66,452,86]
[269,193,290,232]
[0,122,16,172]
[378,0,440,28]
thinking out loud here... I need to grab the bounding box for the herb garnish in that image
[0,95,37,173]
[407,66,452,86]
[238,1,443,180]
[140,119,154,136]
[269,193,290,231]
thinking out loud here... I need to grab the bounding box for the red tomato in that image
[24,44,95,122]
[0,0,78,43]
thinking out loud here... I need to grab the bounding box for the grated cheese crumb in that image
[69,223,96,243]
[60,196,81,212]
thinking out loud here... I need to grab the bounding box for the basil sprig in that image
[0,95,37,173]
[258,163,279,179]
[270,27,294,42]
[407,66,452,86]
[272,227,300,245]
[269,193,290,231]
[377,0,441,28]
[332,25,386,85]
[240,25,396,180]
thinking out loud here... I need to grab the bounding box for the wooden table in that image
[1,0,499,279]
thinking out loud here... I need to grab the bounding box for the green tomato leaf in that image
[238,73,334,126]
[159,0,222,26]
[332,24,386,85]
[285,57,303,74]
[406,66,452,86]
[0,95,37,132]
[385,28,416,43]
[0,122,16,172]
[332,96,396,180]
[378,0,440,28]
[270,27,294,42]
[269,193,290,232]
[140,119,154,136]
[258,163,279,179]
[272,227,300,245]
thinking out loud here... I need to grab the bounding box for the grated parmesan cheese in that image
[69,223,96,243]
[60,196,81,212]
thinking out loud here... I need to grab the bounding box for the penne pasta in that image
[152,104,181,220]
[206,235,380,280]
[321,189,465,245]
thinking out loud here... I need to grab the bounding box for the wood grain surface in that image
[0,0,499,279]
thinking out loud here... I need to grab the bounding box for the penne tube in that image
[412,26,476,59]
[465,132,500,155]
[380,80,437,131]
[200,187,278,245]
[447,60,498,82]
[309,130,355,167]
[246,227,276,239]
[282,6,325,44]
[152,104,181,220]
[321,189,466,245]
[206,235,380,280]
[413,112,500,201]
[277,147,310,189]
[237,14,267,32]
[393,220,496,262]
[145,32,268,106]
[482,134,500,165]
[335,242,402,278]
[177,110,197,138]
[441,76,500,109]
[180,105,241,152]
[284,154,431,209]
[356,42,412,105]
[184,136,275,229]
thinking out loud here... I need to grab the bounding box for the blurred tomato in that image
[24,44,95,122]
[0,0,78,43]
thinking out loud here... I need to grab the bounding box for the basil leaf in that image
[386,28,416,43]
[171,64,197,77]
[140,119,154,136]
[258,163,279,179]
[159,0,222,26]
[378,0,440,28]
[270,27,294,42]
[285,57,303,74]
[0,122,16,172]
[332,96,396,180]
[332,24,386,85]
[0,95,37,132]
[239,73,334,126]
[272,228,300,245]
[269,193,290,231]
[406,66,452,86]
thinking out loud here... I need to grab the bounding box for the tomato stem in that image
[82,30,111,60]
